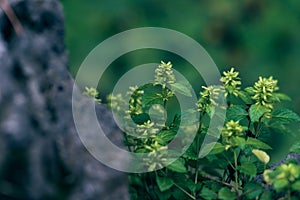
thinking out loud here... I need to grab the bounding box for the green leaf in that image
[167,158,187,173]
[199,187,217,200]
[245,87,255,94]
[208,143,226,155]
[238,90,253,104]
[246,138,272,150]
[289,142,300,154]
[226,105,248,121]
[271,109,300,124]
[142,93,163,107]
[249,104,268,122]
[244,182,264,199]
[252,149,270,164]
[274,93,291,101]
[260,191,273,200]
[232,137,246,149]
[238,162,257,177]
[182,146,198,160]
[156,130,177,145]
[273,179,289,191]
[291,181,300,192]
[131,113,150,124]
[156,175,174,192]
[170,82,192,97]
[218,187,235,200]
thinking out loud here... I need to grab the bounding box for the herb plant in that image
[85,62,300,199]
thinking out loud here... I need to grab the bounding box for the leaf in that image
[199,187,217,200]
[246,138,272,150]
[260,191,273,200]
[274,93,291,101]
[156,130,177,145]
[170,82,192,97]
[289,142,300,154]
[226,105,248,121]
[238,162,257,177]
[167,158,187,173]
[232,137,246,149]
[238,90,253,104]
[244,182,264,199]
[273,179,289,191]
[291,181,300,192]
[208,143,226,155]
[252,149,270,164]
[142,93,163,107]
[156,175,174,192]
[271,109,300,124]
[218,187,235,200]
[182,146,198,160]
[131,113,150,125]
[245,87,255,94]
[249,104,268,122]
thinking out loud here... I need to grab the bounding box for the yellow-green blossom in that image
[83,87,101,103]
[196,85,223,112]
[220,67,241,97]
[252,76,279,110]
[154,61,176,89]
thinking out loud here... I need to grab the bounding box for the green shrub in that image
[85,62,300,199]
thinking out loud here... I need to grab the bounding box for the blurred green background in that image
[61,0,300,161]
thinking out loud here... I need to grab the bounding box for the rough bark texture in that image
[0,0,129,199]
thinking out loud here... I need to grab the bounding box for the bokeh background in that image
[61,0,300,162]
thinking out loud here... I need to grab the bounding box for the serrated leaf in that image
[142,93,163,107]
[244,182,264,199]
[233,136,246,149]
[249,104,267,122]
[156,175,174,192]
[183,147,198,160]
[291,181,300,192]
[245,87,255,94]
[272,109,300,124]
[227,105,248,121]
[274,93,291,101]
[252,149,270,164]
[246,138,272,150]
[289,142,300,154]
[238,90,253,104]
[208,143,226,155]
[156,130,177,145]
[167,158,187,173]
[170,82,192,97]
[131,113,150,124]
[273,179,289,191]
[238,162,257,177]
[218,187,235,200]
[199,187,217,200]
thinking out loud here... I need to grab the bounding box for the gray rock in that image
[0,0,129,199]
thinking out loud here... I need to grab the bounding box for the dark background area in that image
[60,0,300,162]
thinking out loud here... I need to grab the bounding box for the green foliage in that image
[87,62,300,199]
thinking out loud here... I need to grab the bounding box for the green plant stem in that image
[233,150,240,199]
[173,183,196,200]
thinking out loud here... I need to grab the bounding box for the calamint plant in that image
[85,62,300,200]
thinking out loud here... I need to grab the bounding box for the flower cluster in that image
[83,87,101,103]
[135,120,159,138]
[196,85,223,113]
[220,67,241,97]
[127,86,144,115]
[221,120,245,147]
[252,76,279,110]
[264,163,300,192]
[143,142,168,171]
[154,61,176,89]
